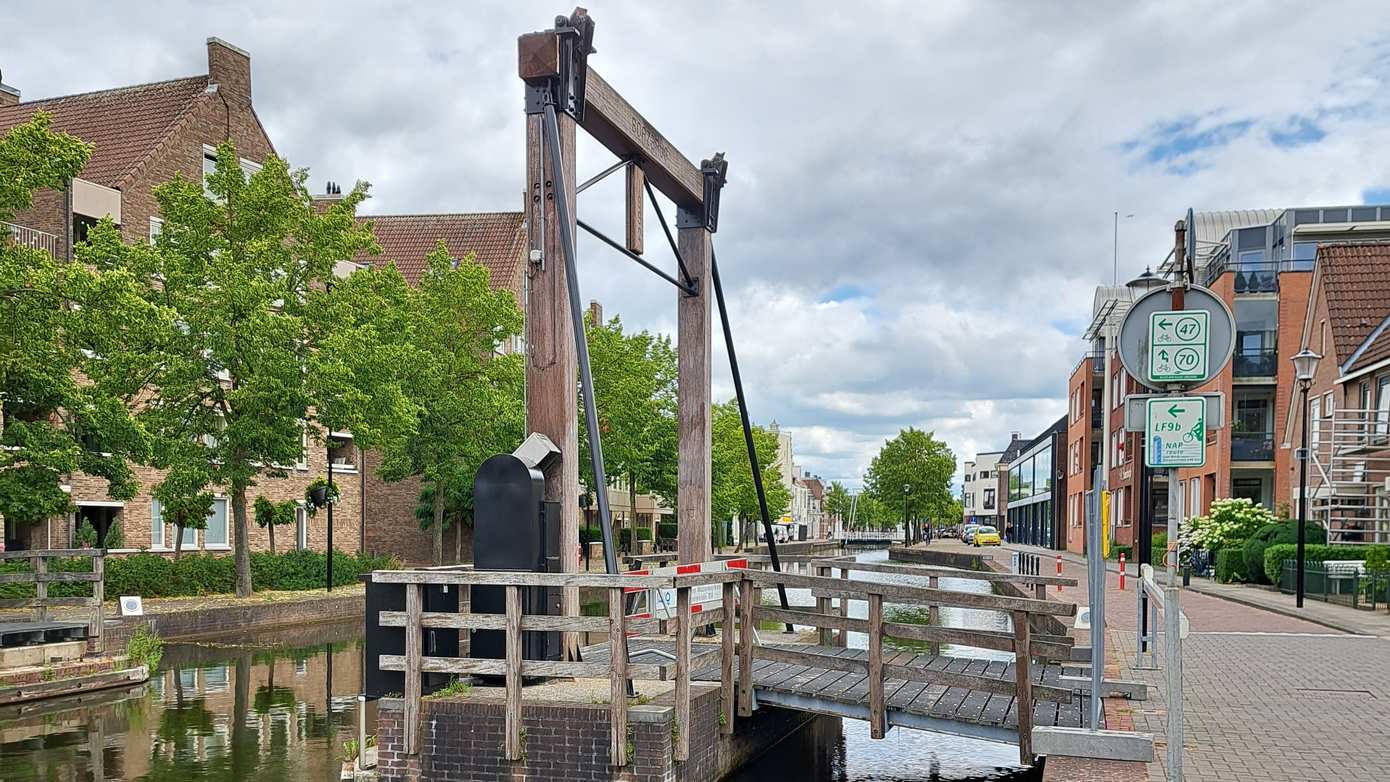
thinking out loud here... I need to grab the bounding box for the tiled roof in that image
[1317,243,1390,373]
[0,76,210,187]
[356,212,526,294]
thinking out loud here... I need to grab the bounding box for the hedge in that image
[1262,543,1390,586]
[657,522,678,540]
[1243,522,1325,585]
[1215,545,1248,583]
[1150,532,1167,565]
[0,549,398,600]
[1109,545,1132,561]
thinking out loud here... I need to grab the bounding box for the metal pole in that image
[1164,470,1183,781]
[709,251,792,621]
[903,491,910,546]
[1297,382,1310,608]
[327,441,334,591]
[541,104,619,576]
[1087,483,1104,731]
[1137,459,1150,653]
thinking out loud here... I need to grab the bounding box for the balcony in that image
[1205,258,1280,293]
[1,221,60,259]
[1233,347,1277,378]
[1231,430,1274,461]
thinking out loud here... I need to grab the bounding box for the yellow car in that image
[973,526,1001,546]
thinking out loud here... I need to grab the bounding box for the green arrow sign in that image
[1150,310,1209,382]
[1146,396,1207,468]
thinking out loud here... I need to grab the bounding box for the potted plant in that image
[305,477,341,515]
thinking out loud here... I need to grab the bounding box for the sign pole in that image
[1087,481,1104,730]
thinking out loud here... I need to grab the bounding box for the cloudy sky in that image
[8,1,1390,489]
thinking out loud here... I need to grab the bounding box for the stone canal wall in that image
[376,683,817,782]
[103,588,364,653]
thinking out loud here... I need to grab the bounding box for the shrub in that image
[1243,522,1326,585]
[634,528,653,542]
[1109,545,1132,561]
[1180,498,1276,553]
[96,549,397,599]
[127,626,164,671]
[1215,545,1248,583]
[1262,543,1390,585]
[102,520,125,550]
[657,522,678,541]
[74,519,98,548]
[1150,532,1168,565]
[618,528,634,550]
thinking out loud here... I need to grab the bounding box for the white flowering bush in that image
[1179,497,1276,553]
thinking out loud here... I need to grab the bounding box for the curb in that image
[1180,580,1376,636]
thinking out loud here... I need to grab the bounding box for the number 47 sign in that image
[1150,310,1209,382]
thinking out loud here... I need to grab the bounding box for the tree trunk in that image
[431,479,444,566]
[268,521,276,555]
[454,517,463,564]
[174,524,184,560]
[232,483,252,598]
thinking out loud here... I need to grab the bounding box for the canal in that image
[0,548,1035,781]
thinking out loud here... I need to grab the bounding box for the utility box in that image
[363,575,461,699]
[470,453,563,663]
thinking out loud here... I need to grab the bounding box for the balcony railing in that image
[1,221,61,259]
[1233,347,1277,378]
[1231,430,1274,461]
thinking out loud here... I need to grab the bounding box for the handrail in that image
[813,556,1079,588]
[0,550,105,656]
[374,564,1081,765]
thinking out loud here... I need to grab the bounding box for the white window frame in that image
[1311,396,1322,448]
[149,216,163,242]
[204,497,230,550]
[295,504,308,550]
[151,498,166,550]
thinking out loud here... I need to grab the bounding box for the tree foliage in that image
[863,428,956,531]
[370,244,525,565]
[580,311,677,531]
[823,481,852,527]
[0,114,155,532]
[707,401,790,550]
[82,143,380,595]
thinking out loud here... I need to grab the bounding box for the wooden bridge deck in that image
[581,639,1086,745]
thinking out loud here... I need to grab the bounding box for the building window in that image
[149,216,163,242]
[205,498,229,548]
[1188,478,1202,517]
[983,488,995,510]
[1310,396,1322,448]
[328,432,357,472]
[151,499,165,549]
[295,505,308,550]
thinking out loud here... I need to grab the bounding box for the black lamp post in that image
[902,483,911,546]
[1292,348,1320,608]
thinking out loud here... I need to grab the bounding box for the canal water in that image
[0,548,1035,781]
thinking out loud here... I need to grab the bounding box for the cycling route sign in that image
[1145,396,1207,468]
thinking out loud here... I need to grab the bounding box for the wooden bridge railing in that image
[0,549,106,653]
[371,561,1078,766]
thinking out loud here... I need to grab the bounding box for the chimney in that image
[0,68,18,107]
[206,37,251,106]
[588,300,603,325]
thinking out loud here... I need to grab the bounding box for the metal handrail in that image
[1,221,61,259]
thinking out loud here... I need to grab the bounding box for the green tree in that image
[580,311,677,542]
[82,143,379,595]
[864,428,956,541]
[823,481,852,530]
[0,114,155,539]
[373,244,524,565]
[253,496,296,554]
[707,401,790,552]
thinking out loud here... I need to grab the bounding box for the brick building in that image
[1284,242,1390,544]
[1063,349,1103,553]
[0,38,370,555]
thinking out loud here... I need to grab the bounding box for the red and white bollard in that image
[1119,552,1127,591]
[1055,555,1063,592]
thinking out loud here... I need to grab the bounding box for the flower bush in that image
[1179,497,1276,554]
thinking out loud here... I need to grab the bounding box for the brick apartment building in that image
[1161,205,1390,521]
[0,38,371,555]
[1064,348,1103,553]
[1284,242,1390,544]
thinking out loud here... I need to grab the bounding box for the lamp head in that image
[1291,348,1321,384]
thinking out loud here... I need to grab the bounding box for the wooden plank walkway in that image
[581,639,1086,745]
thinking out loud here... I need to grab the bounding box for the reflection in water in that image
[0,620,364,782]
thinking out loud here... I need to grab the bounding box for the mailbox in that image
[471,453,564,663]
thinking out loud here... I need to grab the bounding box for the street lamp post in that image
[902,484,911,546]
[1292,348,1321,608]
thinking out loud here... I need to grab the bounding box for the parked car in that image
[974,526,1001,546]
[762,524,791,544]
[961,524,981,544]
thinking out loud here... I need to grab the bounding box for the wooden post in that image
[928,576,940,656]
[1032,582,1047,658]
[676,223,712,565]
[815,565,832,645]
[91,554,104,655]
[868,593,886,739]
[720,581,736,735]
[505,585,524,761]
[625,163,644,254]
[403,583,422,755]
[737,578,755,718]
[674,586,691,761]
[525,103,582,657]
[608,587,628,766]
[32,555,47,623]
[838,568,850,647]
[1012,609,1034,764]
